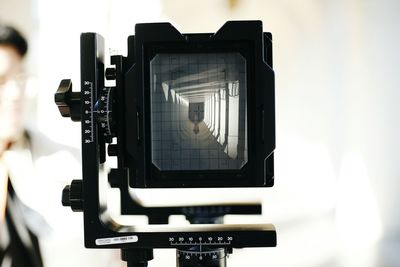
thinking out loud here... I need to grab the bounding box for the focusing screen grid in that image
[150,53,247,171]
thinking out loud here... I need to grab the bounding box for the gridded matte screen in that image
[150,53,247,171]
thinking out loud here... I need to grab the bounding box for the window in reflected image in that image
[150,53,247,171]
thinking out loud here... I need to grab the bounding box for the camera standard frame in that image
[120,21,275,188]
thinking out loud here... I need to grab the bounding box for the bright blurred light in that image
[336,152,383,248]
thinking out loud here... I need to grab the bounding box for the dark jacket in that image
[0,181,43,267]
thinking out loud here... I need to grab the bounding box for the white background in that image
[1,0,400,266]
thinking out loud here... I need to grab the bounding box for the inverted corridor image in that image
[150,53,248,171]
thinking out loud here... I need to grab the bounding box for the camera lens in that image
[150,53,247,171]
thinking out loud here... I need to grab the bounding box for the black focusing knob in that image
[108,144,118,156]
[105,67,117,80]
[61,180,83,212]
[55,79,81,122]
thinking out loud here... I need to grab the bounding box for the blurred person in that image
[0,23,125,267]
[0,24,43,267]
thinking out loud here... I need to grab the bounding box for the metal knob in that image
[55,79,81,122]
[105,67,117,80]
[61,180,84,212]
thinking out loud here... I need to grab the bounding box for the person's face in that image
[0,45,25,142]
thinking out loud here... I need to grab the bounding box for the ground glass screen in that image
[150,53,247,171]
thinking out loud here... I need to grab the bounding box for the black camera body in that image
[56,21,276,267]
[119,21,275,188]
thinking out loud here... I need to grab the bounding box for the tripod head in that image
[55,21,276,267]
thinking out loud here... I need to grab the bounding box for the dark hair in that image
[0,25,28,57]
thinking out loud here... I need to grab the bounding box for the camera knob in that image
[55,79,81,122]
[105,67,117,80]
[62,180,83,212]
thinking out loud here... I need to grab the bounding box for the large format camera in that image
[55,21,275,267]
